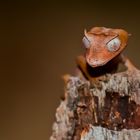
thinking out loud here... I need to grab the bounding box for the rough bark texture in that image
[50,70,140,140]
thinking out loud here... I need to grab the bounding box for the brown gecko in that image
[76,27,137,81]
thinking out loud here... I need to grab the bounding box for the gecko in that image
[76,27,137,81]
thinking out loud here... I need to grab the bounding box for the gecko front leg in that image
[76,55,92,80]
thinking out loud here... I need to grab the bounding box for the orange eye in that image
[82,36,91,49]
[106,37,121,52]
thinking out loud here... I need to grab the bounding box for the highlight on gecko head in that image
[82,27,129,68]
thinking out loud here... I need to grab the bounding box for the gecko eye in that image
[82,36,91,49]
[106,37,121,52]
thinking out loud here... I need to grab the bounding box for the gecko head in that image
[82,27,129,68]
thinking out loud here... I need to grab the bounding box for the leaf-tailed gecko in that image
[76,27,137,81]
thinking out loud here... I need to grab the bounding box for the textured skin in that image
[83,27,128,67]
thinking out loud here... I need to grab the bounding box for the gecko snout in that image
[87,57,101,67]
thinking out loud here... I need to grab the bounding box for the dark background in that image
[0,1,140,140]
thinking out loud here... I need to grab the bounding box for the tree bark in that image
[50,69,140,140]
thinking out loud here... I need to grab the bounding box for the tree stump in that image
[50,69,140,140]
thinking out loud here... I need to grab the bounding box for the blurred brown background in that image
[0,0,140,140]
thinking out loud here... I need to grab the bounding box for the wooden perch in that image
[50,27,140,139]
[50,70,140,140]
